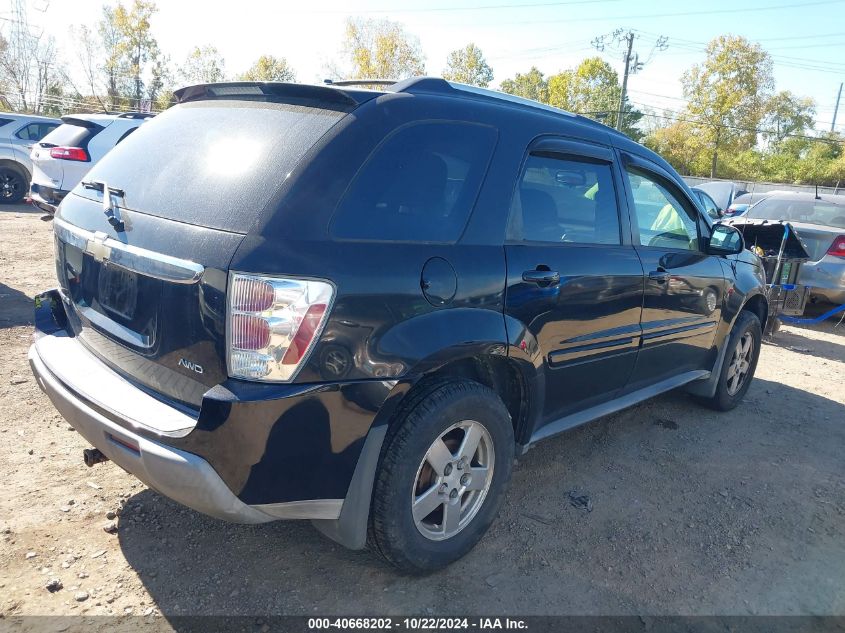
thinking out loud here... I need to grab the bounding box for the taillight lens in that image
[227,273,334,381]
[49,146,89,161]
[828,235,845,258]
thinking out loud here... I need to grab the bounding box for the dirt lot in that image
[2,205,844,623]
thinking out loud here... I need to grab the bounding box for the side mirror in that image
[707,224,744,256]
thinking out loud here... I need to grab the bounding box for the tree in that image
[114,0,160,109]
[239,55,296,82]
[765,90,815,145]
[500,67,548,103]
[644,119,709,176]
[548,57,619,114]
[342,17,425,80]
[682,35,774,177]
[442,43,493,87]
[180,46,225,85]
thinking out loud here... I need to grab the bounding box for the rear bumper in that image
[28,184,67,215]
[29,338,279,523]
[26,290,396,525]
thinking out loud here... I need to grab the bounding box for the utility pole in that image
[616,32,635,131]
[592,29,668,132]
[832,82,843,133]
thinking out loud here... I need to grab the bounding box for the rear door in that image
[504,138,644,427]
[620,154,727,390]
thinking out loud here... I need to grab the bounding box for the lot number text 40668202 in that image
[307,617,528,630]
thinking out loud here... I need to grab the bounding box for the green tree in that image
[180,45,225,84]
[239,55,296,82]
[442,43,493,87]
[682,35,774,178]
[342,17,425,80]
[114,0,160,109]
[500,66,548,103]
[644,119,708,176]
[548,57,619,114]
[765,90,816,145]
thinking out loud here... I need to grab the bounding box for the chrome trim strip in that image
[252,499,343,520]
[54,218,204,284]
[77,306,152,348]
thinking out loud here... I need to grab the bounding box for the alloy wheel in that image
[726,332,754,396]
[411,420,495,541]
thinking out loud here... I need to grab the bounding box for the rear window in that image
[41,122,101,148]
[748,198,845,229]
[77,101,346,233]
[330,121,497,243]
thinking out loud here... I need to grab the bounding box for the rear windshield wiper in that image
[81,180,125,198]
[82,180,126,231]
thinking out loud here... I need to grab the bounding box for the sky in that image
[9,0,845,132]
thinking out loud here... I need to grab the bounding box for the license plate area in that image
[98,262,138,320]
[56,235,161,351]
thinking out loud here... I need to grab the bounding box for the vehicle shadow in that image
[765,328,845,364]
[117,377,845,617]
[0,281,35,329]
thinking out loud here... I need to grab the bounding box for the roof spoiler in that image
[173,82,375,111]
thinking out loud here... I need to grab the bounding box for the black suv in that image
[29,78,766,572]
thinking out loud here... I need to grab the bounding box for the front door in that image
[504,139,644,430]
[621,156,727,390]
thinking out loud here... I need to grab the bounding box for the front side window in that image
[331,122,497,243]
[509,154,621,245]
[627,169,700,251]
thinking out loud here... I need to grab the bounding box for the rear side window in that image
[331,122,497,243]
[78,101,346,233]
[509,154,621,245]
[0,117,14,127]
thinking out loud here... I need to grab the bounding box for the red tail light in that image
[49,146,89,162]
[227,273,334,382]
[827,235,845,258]
[231,314,270,350]
[282,304,327,365]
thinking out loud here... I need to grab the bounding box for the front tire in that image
[368,379,514,573]
[700,310,762,411]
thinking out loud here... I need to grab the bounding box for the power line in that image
[497,0,845,26]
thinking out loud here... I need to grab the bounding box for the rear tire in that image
[0,166,28,204]
[700,310,762,411]
[368,379,514,573]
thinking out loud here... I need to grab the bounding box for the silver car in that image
[745,192,845,305]
[0,113,60,203]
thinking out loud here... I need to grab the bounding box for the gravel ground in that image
[1,205,844,624]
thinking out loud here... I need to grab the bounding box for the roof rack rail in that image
[324,78,397,87]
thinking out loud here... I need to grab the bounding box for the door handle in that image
[649,270,670,283]
[522,269,560,285]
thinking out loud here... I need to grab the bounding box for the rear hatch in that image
[53,89,354,408]
[31,117,106,191]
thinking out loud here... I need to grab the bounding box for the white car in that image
[0,113,60,203]
[29,112,154,214]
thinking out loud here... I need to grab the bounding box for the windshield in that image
[747,197,845,230]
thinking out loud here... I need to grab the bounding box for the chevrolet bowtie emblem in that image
[86,232,111,262]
